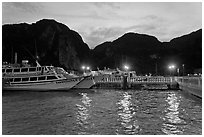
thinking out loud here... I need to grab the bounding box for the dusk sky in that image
[2,2,202,49]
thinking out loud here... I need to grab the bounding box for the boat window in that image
[8,78,14,82]
[6,69,12,73]
[41,67,44,72]
[14,78,21,82]
[22,77,29,82]
[14,69,20,72]
[47,75,57,80]
[37,67,42,71]
[44,67,47,71]
[21,68,28,72]
[30,77,37,81]
[29,67,36,72]
[38,76,46,81]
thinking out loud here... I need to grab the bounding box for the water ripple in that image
[116,92,140,134]
[2,90,202,135]
[161,92,186,134]
[75,92,92,134]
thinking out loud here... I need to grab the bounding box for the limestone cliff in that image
[2,19,90,70]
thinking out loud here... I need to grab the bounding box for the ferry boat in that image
[2,63,85,91]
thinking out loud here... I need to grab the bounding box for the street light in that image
[124,65,129,71]
[82,66,85,70]
[177,68,180,76]
[168,64,176,76]
[82,65,86,75]
[182,64,185,76]
[86,66,90,70]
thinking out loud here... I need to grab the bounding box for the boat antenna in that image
[21,45,41,67]
[36,60,41,67]
[34,40,41,67]
[11,46,14,63]
[35,40,37,58]
[35,40,39,60]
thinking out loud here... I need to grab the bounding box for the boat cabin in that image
[2,66,54,75]
[5,74,65,84]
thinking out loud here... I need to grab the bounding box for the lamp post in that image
[168,64,175,76]
[168,66,172,76]
[82,66,85,75]
[123,64,129,89]
[123,64,130,78]
[124,65,129,71]
[177,68,180,76]
[182,64,185,76]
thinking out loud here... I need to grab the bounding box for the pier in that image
[92,75,202,98]
[175,76,202,98]
[93,76,179,90]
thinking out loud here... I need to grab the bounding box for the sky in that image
[2,2,202,49]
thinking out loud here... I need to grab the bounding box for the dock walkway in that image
[93,75,202,98]
[94,76,178,89]
[175,76,202,98]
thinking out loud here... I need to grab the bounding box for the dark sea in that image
[2,89,202,135]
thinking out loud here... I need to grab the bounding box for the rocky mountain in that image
[92,33,162,74]
[164,29,202,72]
[2,19,90,70]
[92,29,202,75]
[2,19,201,74]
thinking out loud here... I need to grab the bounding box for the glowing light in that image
[86,66,90,70]
[162,93,183,134]
[124,65,129,71]
[82,66,85,70]
[168,64,176,70]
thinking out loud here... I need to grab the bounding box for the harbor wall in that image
[175,77,202,98]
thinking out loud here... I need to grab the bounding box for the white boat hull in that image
[3,79,82,91]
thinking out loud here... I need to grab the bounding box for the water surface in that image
[2,89,202,135]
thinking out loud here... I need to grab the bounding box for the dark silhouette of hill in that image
[92,33,161,73]
[2,19,90,70]
[2,19,201,74]
[92,29,202,75]
[164,29,202,71]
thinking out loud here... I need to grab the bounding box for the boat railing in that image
[98,75,123,83]
[2,66,57,77]
[3,73,66,84]
[128,76,172,83]
[98,76,174,84]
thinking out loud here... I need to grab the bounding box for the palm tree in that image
[150,54,160,76]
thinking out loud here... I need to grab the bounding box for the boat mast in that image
[11,46,13,63]
[35,40,38,59]
[35,40,41,67]
[14,52,17,64]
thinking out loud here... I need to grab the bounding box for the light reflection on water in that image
[2,90,202,135]
[76,93,92,134]
[116,92,139,134]
[162,92,186,135]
